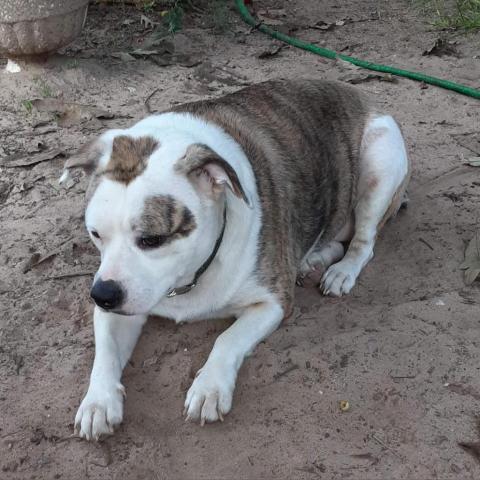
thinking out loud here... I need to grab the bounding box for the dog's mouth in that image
[94,303,137,317]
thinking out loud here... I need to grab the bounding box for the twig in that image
[46,270,94,280]
[144,87,161,113]
[1,430,22,439]
[273,364,299,380]
[419,237,434,251]
[23,236,75,273]
[371,433,403,459]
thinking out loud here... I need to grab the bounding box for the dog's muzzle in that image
[90,279,124,311]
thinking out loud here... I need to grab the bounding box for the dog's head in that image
[63,126,249,315]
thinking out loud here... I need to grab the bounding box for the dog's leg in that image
[184,301,283,425]
[75,307,147,440]
[297,240,345,287]
[321,115,409,297]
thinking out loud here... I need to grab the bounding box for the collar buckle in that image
[166,206,227,299]
[166,282,196,298]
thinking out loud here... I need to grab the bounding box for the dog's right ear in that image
[59,139,105,183]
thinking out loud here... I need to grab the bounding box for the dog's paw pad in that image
[321,262,357,297]
[184,365,234,425]
[74,383,124,441]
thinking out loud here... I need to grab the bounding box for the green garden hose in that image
[235,0,480,100]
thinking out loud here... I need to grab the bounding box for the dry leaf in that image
[31,99,114,128]
[111,52,136,62]
[140,14,155,29]
[311,20,335,31]
[257,8,287,26]
[459,442,480,463]
[422,38,457,57]
[460,232,480,285]
[258,45,283,59]
[2,149,65,168]
[341,72,397,84]
[453,133,480,156]
[466,157,480,167]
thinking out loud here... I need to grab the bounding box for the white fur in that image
[75,113,284,439]
[321,114,409,297]
[75,112,408,439]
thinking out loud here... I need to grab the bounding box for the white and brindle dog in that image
[62,79,409,440]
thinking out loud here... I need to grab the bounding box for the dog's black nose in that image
[90,279,124,311]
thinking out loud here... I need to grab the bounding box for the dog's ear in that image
[59,139,105,183]
[176,144,251,206]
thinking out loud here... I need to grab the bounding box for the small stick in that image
[372,433,403,459]
[273,364,299,380]
[419,237,434,251]
[46,270,94,280]
[144,88,161,113]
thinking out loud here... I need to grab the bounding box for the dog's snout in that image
[90,279,124,311]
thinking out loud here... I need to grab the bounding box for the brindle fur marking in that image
[175,143,249,203]
[139,194,197,245]
[172,79,371,311]
[104,135,159,184]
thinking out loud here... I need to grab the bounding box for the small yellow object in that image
[339,400,350,412]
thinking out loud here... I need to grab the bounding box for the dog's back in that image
[173,79,373,304]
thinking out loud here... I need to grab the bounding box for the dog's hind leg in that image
[321,115,409,297]
[297,240,345,287]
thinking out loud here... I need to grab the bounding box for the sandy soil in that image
[1,1,480,478]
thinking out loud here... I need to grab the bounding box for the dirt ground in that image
[1,1,480,478]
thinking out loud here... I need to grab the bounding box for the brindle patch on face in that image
[103,135,159,184]
[138,194,197,245]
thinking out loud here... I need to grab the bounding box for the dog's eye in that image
[91,230,101,239]
[137,235,167,249]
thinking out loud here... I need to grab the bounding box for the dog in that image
[62,79,409,440]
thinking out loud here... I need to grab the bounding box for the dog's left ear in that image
[177,144,251,206]
[59,139,105,183]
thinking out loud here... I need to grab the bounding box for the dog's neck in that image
[166,206,227,298]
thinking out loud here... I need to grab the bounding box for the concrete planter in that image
[0,0,89,57]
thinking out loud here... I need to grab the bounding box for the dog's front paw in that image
[184,362,236,425]
[321,261,358,297]
[74,382,125,441]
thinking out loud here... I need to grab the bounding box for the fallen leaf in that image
[446,382,480,400]
[340,72,397,84]
[335,58,361,71]
[111,52,136,62]
[460,232,480,285]
[311,20,335,31]
[2,149,65,168]
[423,38,458,57]
[140,14,155,29]
[310,17,350,30]
[257,12,284,26]
[466,157,480,167]
[0,181,12,203]
[33,125,59,135]
[257,8,287,26]
[131,48,163,57]
[21,253,41,274]
[453,133,480,156]
[258,45,283,59]
[340,400,350,412]
[458,442,480,464]
[30,99,114,127]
